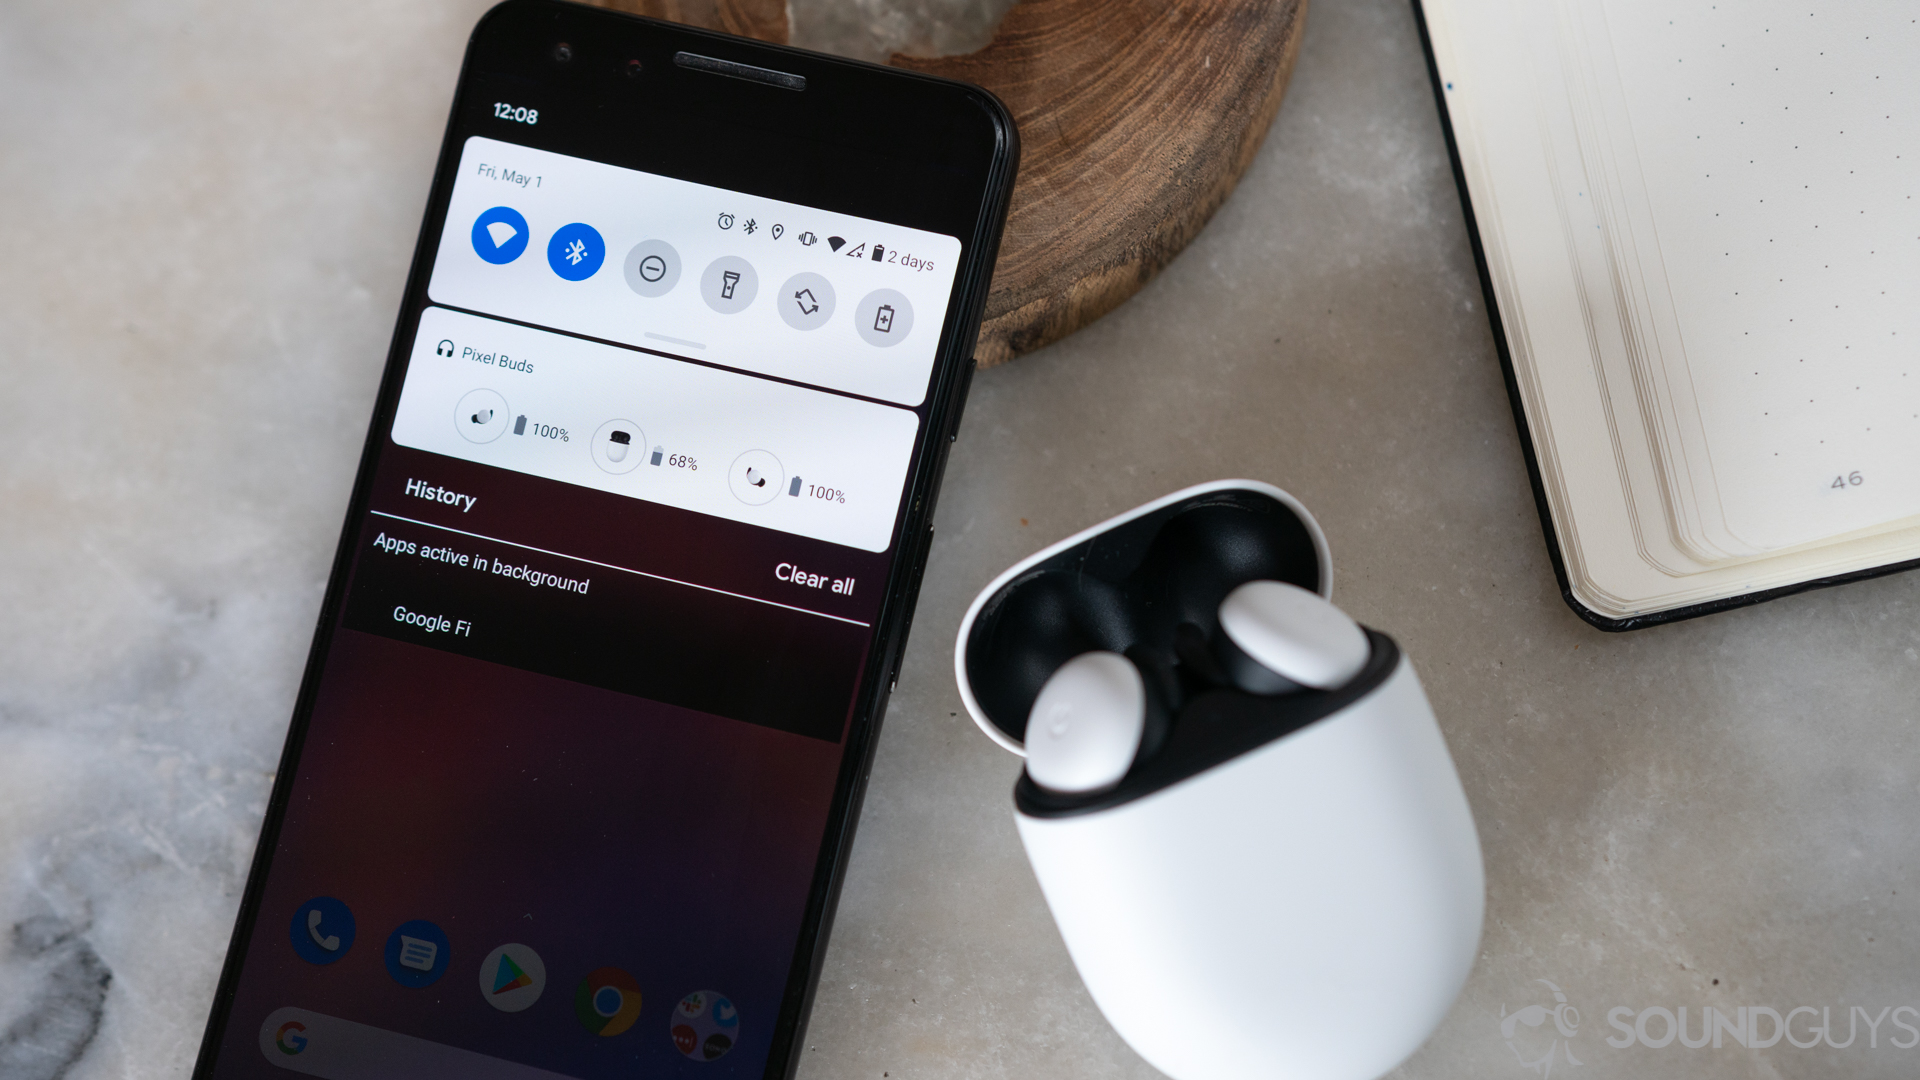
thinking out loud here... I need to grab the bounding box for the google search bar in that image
[259,1007,581,1080]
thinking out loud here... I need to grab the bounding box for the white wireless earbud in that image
[1024,651,1145,794]
[1025,585,1369,794]
[1218,580,1369,692]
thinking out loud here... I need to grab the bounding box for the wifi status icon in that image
[826,236,846,252]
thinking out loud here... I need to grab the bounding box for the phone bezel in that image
[191,3,1017,1076]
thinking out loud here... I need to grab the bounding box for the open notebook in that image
[1416,0,1919,628]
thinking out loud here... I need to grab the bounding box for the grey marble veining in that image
[6,1,1920,1078]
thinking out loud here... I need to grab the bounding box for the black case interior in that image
[961,487,1400,818]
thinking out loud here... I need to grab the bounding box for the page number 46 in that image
[1832,471,1865,490]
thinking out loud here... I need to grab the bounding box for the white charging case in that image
[955,481,1483,1080]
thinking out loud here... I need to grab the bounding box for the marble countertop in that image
[6,1,1920,1078]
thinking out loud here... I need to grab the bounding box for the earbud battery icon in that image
[650,446,664,466]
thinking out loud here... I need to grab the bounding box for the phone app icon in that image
[547,222,606,281]
[472,206,530,265]
[670,990,740,1061]
[575,967,644,1036]
[289,897,354,965]
[479,943,547,1012]
[383,920,451,987]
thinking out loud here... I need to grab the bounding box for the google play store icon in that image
[479,943,546,1012]
[493,954,533,994]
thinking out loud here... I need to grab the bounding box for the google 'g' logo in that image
[575,967,644,1036]
[274,1021,309,1055]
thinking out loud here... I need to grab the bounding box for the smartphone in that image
[190,3,1016,1077]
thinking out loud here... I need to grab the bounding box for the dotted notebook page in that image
[1600,1,1920,553]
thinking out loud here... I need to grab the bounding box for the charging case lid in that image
[954,480,1332,755]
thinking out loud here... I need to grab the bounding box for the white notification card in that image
[392,307,922,553]
[427,137,963,408]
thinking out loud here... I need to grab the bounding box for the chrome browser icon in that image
[575,967,643,1036]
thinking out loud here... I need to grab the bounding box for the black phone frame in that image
[190,2,1018,1076]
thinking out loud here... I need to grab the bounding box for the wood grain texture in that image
[594,0,790,45]
[895,0,1305,364]
[587,0,1305,365]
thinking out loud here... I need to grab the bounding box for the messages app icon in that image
[472,206,530,264]
[383,919,452,987]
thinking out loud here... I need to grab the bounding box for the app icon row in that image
[470,206,914,346]
[290,896,736,1057]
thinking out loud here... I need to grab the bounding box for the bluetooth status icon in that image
[742,218,758,235]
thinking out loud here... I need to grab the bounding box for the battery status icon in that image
[650,445,664,466]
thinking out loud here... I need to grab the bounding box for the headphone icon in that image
[436,339,455,357]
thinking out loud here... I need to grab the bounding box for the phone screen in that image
[196,10,1010,1078]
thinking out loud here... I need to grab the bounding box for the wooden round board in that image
[594,0,1307,366]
